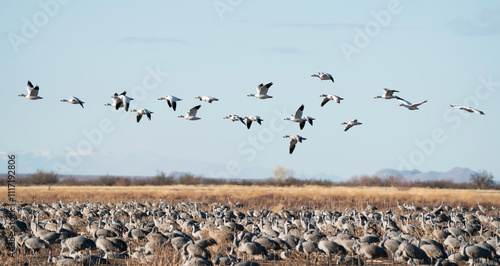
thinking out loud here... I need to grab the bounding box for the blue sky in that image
[1,1,499,181]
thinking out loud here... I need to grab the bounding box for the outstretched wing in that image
[413,100,427,107]
[29,86,40,97]
[289,139,298,154]
[294,105,304,118]
[246,119,252,129]
[259,82,273,95]
[136,112,142,123]
[188,105,201,116]
[321,97,330,107]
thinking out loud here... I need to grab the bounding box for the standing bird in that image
[129,109,153,123]
[60,96,85,108]
[311,72,334,83]
[450,105,485,115]
[283,135,306,154]
[374,88,400,100]
[195,96,218,103]
[178,105,202,120]
[398,99,427,110]
[247,82,273,99]
[19,81,43,100]
[158,95,182,111]
[341,119,362,132]
[223,115,246,125]
[114,91,134,111]
[242,115,263,129]
[319,94,343,106]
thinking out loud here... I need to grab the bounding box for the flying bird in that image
[341,119,362,132]
[247,82,273,99]
[311,72,334,83]
[178,105,202,120]
[113,91,134,112]
[242,115,263,129]
[450,105,485,115]
[19,81,43,100]
[283,135,307,154]
[398,99,427,110]
[158,95,182,111]
[195,96,219,103]
[60,96,85,108]
[374,88,400,100]
[284,105,313,130]
[130,109,153,123]
[319,94,343,106]
[223,115,246,125]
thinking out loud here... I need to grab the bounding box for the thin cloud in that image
[117,36,188,44]
[449,7,500,35]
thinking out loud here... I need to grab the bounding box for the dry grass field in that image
[1,185,498,265]
[4,185,499,210]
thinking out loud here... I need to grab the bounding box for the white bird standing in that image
[60,96,85,108]
[130,109,153,123]
[374,88,400,100]
[341,119,362,132]
[242,115,263,129]
[311,72,334,83]
[283,135,307,154]
[19,81,43,100]
[398,99,427,110]
[223,114,246,125]
[319,94,343,106]
[195,96,218,103]
[178,105,202,120]
[450,105,485,115]
[247,82,273,99]
[158,95,182,111]
[114,91,134,112]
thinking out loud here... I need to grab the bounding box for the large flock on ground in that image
[18,73,485,154]
[1,198,499,265]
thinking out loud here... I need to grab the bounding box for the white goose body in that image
[105,96,124,109]
[311,72,334,83]
[341,119,362,132]
[247,82,273,99]
[284,105,312,130]
[450,105,485,115]
[60,96,85,108]
[195,96,218,103]
[283,135,307,154]
[158,95,182,111]
[178,105,201,120]
[130,109,153,123]
[319,94,343,106]
[19,81,43,100]
[242,115,263,129]
[374,88,400,100]
[113,91,134,111]
[398,99,427,110]
[223,114,246,125]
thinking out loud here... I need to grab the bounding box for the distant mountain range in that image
[373,167,478,183]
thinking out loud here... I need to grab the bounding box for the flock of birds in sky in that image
[19,72,486,154]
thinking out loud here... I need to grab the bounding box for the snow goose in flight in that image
[341,119,362,132]
[158,95,182,111]
[302,116,315,127]
[283,135,306,154]
[114,91,134,111]
[178,105,201,120]
[450,105,485,115]
[374,88,400,100]
[105,96,124,109]
[195,96,218,103]
[284,105,312,130]
[19,81,43,100]
[130,109,153,123]
[398,99,427,110]
[247,82,273,99]
[311,72,334,83]
[60,96,85,108]
[223,114,246,125]
[242,115,263,129]
[319,94,343,106]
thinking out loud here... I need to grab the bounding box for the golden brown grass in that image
[3,185,498,210]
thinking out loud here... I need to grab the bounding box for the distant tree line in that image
[0,167,498,190]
